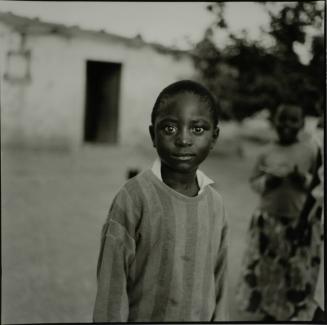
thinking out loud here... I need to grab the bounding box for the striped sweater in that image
[93,169,229,322]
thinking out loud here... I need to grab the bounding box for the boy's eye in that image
[191,127,205,135]
[163,125,177,135]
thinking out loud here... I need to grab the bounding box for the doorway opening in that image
[84,60,121,144]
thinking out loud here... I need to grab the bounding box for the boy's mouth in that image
[171,153,195,161]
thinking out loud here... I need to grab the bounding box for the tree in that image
[193,28,239,120]
[193,1,325,120]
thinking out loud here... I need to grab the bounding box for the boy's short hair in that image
[151,80,219,126]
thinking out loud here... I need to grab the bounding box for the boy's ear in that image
[149,125,156,147]
[210,126,219,149]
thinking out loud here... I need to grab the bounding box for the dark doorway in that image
[84,60,121,144]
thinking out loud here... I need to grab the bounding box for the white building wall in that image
[0,22,196,149]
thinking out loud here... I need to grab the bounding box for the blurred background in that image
[1,1,324,323]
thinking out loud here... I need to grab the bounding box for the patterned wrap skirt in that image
[236,206,323,320]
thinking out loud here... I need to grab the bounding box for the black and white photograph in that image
[1,1,325,323]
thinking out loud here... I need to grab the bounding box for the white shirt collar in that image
[151,158,214,195]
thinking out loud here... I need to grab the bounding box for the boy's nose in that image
[175,129,192,146]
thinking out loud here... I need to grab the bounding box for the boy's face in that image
[149,93,219,174]
[273,105,304,144]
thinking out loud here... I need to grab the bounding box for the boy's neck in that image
[161,163,199,197]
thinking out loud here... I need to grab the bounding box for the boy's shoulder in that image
[206,185,228,225]
[114,169,155,202]
[206,184,225,208]
[207,183,223,198]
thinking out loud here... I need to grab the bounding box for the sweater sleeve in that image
[93,189,137,322]
[212,205,229,321]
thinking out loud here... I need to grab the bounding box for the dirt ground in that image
[2,141,263,324]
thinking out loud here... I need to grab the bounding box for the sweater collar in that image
[151,158,214,195]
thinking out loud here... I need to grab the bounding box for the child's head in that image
[272,103,304,145]
[151,80,219,126]
[149,80,219,174]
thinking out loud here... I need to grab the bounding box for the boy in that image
[93,80,229,322]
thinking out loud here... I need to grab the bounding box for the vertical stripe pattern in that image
[200,190,216,320]
[150,184,176,321]
[179,203,199,319]
[93,169,228,322]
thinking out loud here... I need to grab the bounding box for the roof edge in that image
[0,11,193,57]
